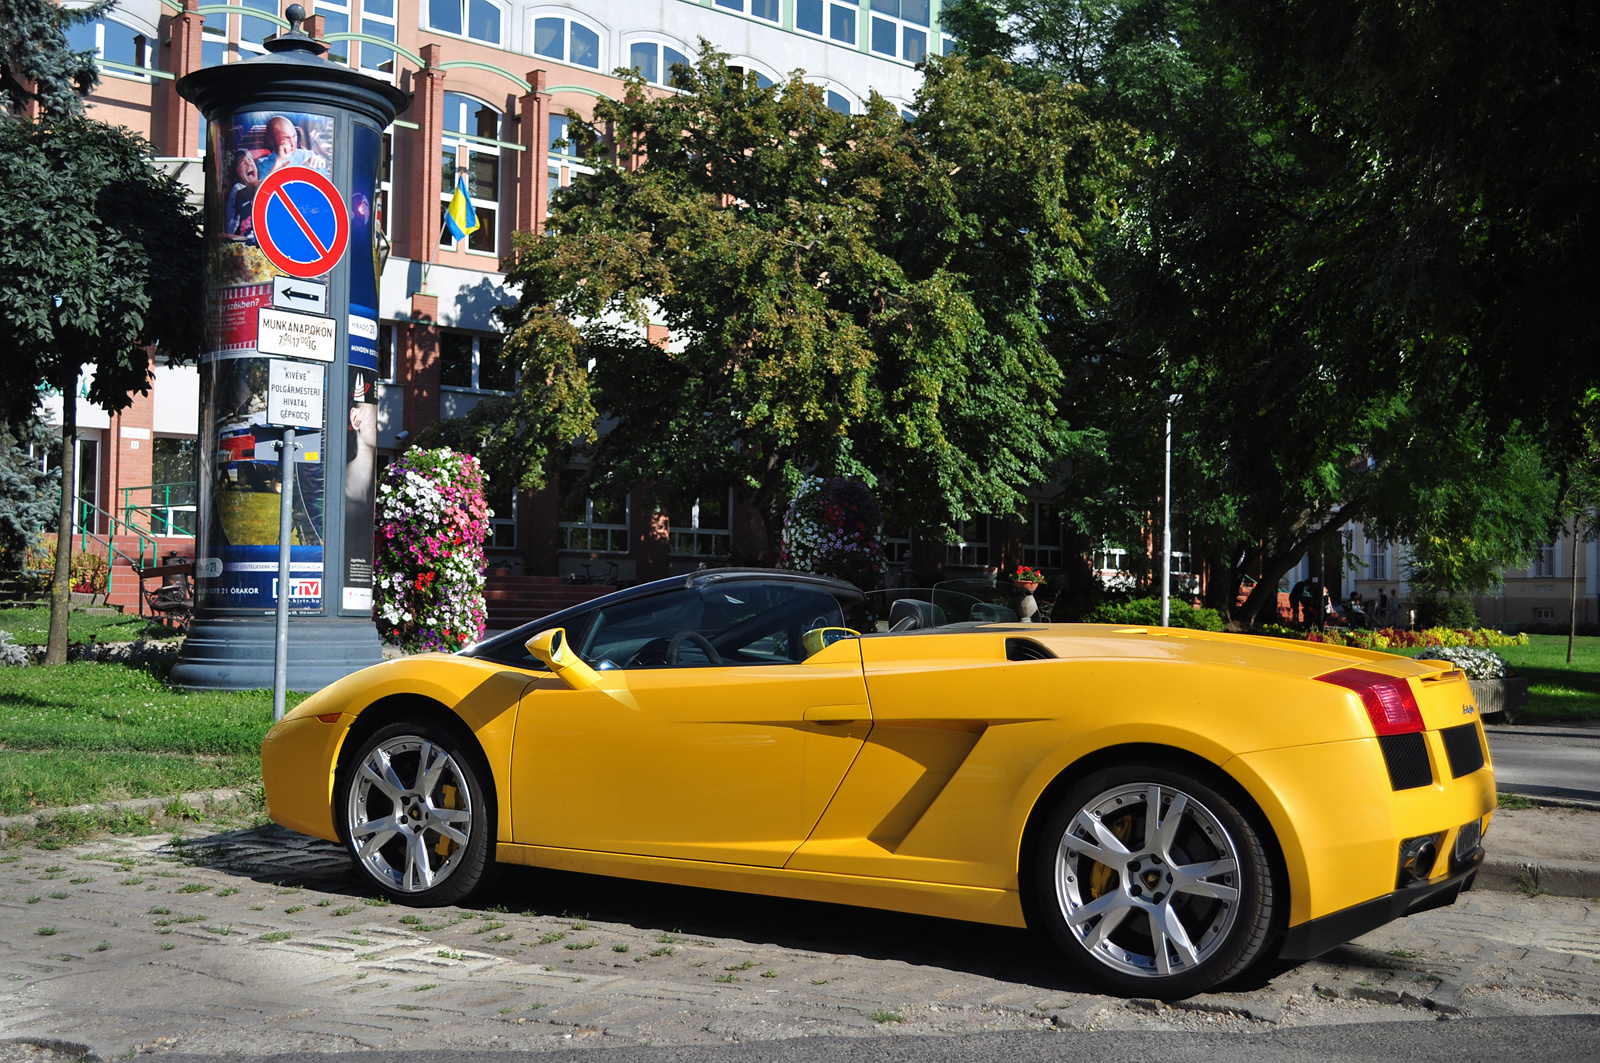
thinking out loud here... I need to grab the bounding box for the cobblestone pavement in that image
[0,824,1597,1060]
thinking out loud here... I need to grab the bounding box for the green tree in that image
[0,412,58,572]
[0,114,203,663]
[450,48,1130,558]
[0,0,109,116]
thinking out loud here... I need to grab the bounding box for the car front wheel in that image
[338,718,495,905]
[1034,765,1277,997]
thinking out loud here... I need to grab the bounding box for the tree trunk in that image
[45,365,78,666]
[1569,515,1580,664]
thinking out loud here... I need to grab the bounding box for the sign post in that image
[264,358,323,718]
[271,428,299,721]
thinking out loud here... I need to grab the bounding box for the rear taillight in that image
[1317,667,1424,735]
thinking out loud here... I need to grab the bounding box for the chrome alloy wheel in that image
[346,736,474,893]
[1053,783,1243,979]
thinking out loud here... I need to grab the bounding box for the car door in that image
[510,580,872,867]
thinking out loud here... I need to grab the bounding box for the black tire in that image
[336,717,497,906]
[1031,764,1277,998]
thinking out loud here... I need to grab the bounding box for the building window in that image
[670,494,731,557]
[727,62,777,89]
[532,15,601,69]
[1530,542,1557,578]
[484,477,517,550]
[237,0,277,57]
[376,324,395,382]
[439,331,513,391]
[713,0,779,22]
[377,128,394,239]
[945,518,990,567]
[427,0,503,45]
[149,438,199,536]
[439,92,501,255]
[868,0,929,62]
[315,0,352,64]
[797,0,855,44]
[65,16,154,80]
[1021,503,1063,570]
[884,529,912,566]
[629,41,692,88]
[360,0,397,76]
[1365,539,1389,582]
[559,474,629,553]
[825,89,852,115]
[1534,607,1555,622]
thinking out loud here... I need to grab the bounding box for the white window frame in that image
[625,37,695,88]
[313,0,353,65]
[726,56,781,89]
[439,92,503,257]
[527,11,605,71]
[1021,502,1063,570]
[359,0,399,78]
[1531,541,1558,578]
[1365,538,1389,582]
[796,0,857,47]
[669,493,733,557]
[866,0,931,64]
[438,330,513,392]
[73,15,155,81]
[710,0,781,25]
[423,0,507,47]
[560,490,631,553]
[808,79,859,115]
[945,518,990,567]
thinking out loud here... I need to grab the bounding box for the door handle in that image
[804,705,869,724]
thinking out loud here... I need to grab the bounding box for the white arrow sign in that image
[272,276,328,316]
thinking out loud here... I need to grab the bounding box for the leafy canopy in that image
[462,47,1132,551]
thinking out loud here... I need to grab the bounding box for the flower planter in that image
[1469,678,1529,725]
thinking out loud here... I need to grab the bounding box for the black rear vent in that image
[1441,723,1486,778]
[1378,733,1433,790]
[1005,638,1056,661]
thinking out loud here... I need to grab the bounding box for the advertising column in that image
[172,5,407,691]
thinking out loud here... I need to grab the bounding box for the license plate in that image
[1454,817,1483,860]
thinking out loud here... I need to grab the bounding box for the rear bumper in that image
[1278,848,1482,961]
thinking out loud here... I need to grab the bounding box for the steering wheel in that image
[666,630,723,666]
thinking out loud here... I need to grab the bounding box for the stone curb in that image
[0,787,251,837]
[1477,854,1600,899]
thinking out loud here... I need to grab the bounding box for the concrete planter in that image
[1470,678,1529,724]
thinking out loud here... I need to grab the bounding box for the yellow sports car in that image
[261,569,1495,996]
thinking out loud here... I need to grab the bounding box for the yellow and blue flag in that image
[444,172,479,242]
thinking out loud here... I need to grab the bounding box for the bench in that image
[134,559,194,631]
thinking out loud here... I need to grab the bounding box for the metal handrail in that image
[121,481,198,540]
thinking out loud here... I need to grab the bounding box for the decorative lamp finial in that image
[264,1,329,54]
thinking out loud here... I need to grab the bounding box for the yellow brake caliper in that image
[433,784,459,858]
[1087,812,1136,900]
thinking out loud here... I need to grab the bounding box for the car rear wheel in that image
[1033,765,1276,997]
[338,718,495,905]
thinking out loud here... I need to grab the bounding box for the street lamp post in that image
[1161,394,1181,628]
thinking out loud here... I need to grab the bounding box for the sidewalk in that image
[1479,802,1600,898]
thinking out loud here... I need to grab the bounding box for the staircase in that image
[483,573,614,630]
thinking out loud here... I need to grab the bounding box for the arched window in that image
[726,59,778,89]
[810,82,858,115]
[629,40,692,88]
[532,14,601,69]
[440,92,502,255]
[426,0,504,46]
[66,15,153,80]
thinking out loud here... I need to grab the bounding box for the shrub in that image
[777,477,886,590]
[1413,595,1480,630]
[373,448,491,653]
[1086,596,1224,632]
[1415,646,1510,681]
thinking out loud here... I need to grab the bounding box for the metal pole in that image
[1161,408,1173,628]
[273,427,298,722]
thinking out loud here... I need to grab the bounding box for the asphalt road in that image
[121,1016,1600,1063]
[1485,725,1600,803]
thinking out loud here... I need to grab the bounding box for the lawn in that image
[0,662,304,815]
[0,605,171,646]
[1493,635,1600,724]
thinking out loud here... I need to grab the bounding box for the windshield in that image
[859,586,1021,630]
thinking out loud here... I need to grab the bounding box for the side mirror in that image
[801,626,860,659]
[525,627,602,691]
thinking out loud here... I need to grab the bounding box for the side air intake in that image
[1005,638,1056,661]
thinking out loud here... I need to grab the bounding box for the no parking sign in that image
[252,165,349,277]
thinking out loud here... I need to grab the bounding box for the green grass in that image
[0,606,168,646]
[1496,636,1600,723]
[0,661,304,815]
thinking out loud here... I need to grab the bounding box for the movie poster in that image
[342,121,383,614]
[196,108,336,614]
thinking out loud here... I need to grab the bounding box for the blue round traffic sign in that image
[253,165,350,278]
